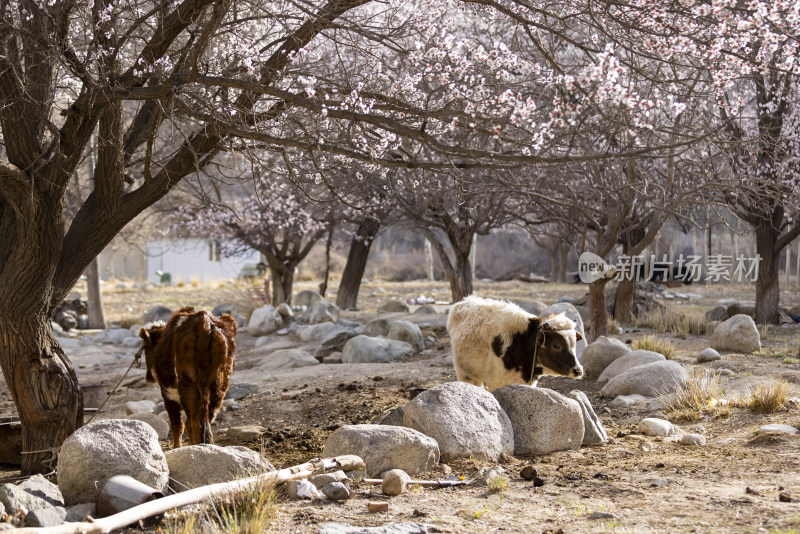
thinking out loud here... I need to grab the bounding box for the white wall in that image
[146,239,261,285]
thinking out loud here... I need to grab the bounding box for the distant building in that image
[145,239,261,284]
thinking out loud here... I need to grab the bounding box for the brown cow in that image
[139,307,237,447]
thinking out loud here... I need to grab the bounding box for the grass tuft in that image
[637,307,709,338]
[631,335,675,359]
[487,474,508,494]
[663,371,729,421]
[607,318,622,335]
[735,379,790,414]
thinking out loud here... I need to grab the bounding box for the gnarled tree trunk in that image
[755,220,780,324]
[336,218,379,310]
[614,277,635,323]
[588,278,611,342]
[266,259,297,306]
[86,257,107,329]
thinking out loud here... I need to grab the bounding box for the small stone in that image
[225,425,265,442]
[638,418,674,437]
[609,394,651,409]
[759,424,799,435]
[438,464,452,477]
[367,501,389,513]
[382,469,411,496]
[65,503,95,522]
[587,511,619,520]
[533,476,545,487]
[124,400,155,415]
[640,441,656,452]
[679,434,706,446]
[154,402,165,414]
[697,348,721,363]
[225,382,259,400]
[310,471,348,488]
[716,369,735,377]
[25,506,67,527]
[321,482,350,501]
[779,492,793,502]
[520,466,537,480]
[650,478,669,487]
[222,399,239,411]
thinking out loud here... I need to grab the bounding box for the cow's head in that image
[139,321,167,382]
[536,313,583,379]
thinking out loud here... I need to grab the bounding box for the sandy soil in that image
[2,279,800,533]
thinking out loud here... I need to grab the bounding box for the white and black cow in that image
[447,295,583,391]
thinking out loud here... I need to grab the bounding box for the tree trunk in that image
[557,244,568,283]
[86,257,106,329]
[267,262,295,306]
[614,277,635,323]
[449,250,473,303]
[0,315,83,474]
[755,220,780,324]
[319,226,334,298]
[336,218,379,310]
[588,278,611,342]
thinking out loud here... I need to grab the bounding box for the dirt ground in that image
[2,279,800,533]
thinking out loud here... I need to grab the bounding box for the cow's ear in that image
[139,328,152,348]
[575,331,583,341]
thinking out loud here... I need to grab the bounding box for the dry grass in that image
[663,372,730,421]
[607,318,622,335]
[637,307,710,338]
[213,478,279,534]
[735,379,790,414]
[631,335,675,359]
[487,474,509,494]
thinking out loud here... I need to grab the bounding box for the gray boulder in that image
[341,336,414,363]
[363,318,392,337]
[315,326,358,360]
[225,381,259,400]
[323,424,439,477]
[308,299,340,325]
[514,300,547,316]
[124,400,155,415]
[0,483,53,514]
[704,306,728,322]
[710,314,761,353]
[541,302,586,358]
[697,348,722,363]
[299,322,337,342]
[567,390,608,445]
[247,305,282,336]
[65,503,96,522]
[18,474,64,507]
[580,336,632,380]
[166,445,275,491]
[413,305,437,315]
[387,321,424,353]
[493,385,583,455]
[143,305,172,323]
[375,406,405,427]
[25,506,67,527]
[597,350,665,385]
[727,303,756,319]
[295,290,323,308]
[403,382,513,461]
[600,360,688,398]
[126,413,170,441]
[57,420,169,505]
[378,300,410,313]
[256,348,320,370]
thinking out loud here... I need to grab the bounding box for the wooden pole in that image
[12,455,364,534]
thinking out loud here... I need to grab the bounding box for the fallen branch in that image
[14,455,364,534]
[361,478,473,488]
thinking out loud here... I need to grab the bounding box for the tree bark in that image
[557,243,568,283]
[267,262,296,306]
[336,218,379,310]
[755,220,780,324]
[449,249,473,303]
[319,226,334,298]
[0,315,83,474]
[588,278,611,342]
[614,277,635,323]
[85,257,106,329]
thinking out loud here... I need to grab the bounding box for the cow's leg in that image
[208,381,225,425]
[164,397,184,449]
[179,386,203,445]
[198,388,213,444]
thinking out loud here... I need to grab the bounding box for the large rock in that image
[314,326,358,360]
[580,336,632,380]
[295,290,323,308]
[247,305,282,336]
[493,385,583,455]
[0,483,54,514]
[165,445,275,491]
[256,348,320,370]
[387,321,424,353]
[25,506,67,527]
[341,336,414,363]
[57,420,169,505]
[378,300,410,313]
[697,348,721,363]
[225,381,259,400]
[143,305,172,323]
[308,299,340,325]
[600,360,688,398]
[567,390,608,445]
[363,318,391,337]
[514,300,547,316]
[710,314,761,354]
[704,306,728,322]
[18,474,64,507]
[597,350,665,385]
[541,302,587,357]
[126,413,170,441]
[124,400,156,415]
[323,424,439,477]
[403,382,513,461]
[298,322,337,342]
